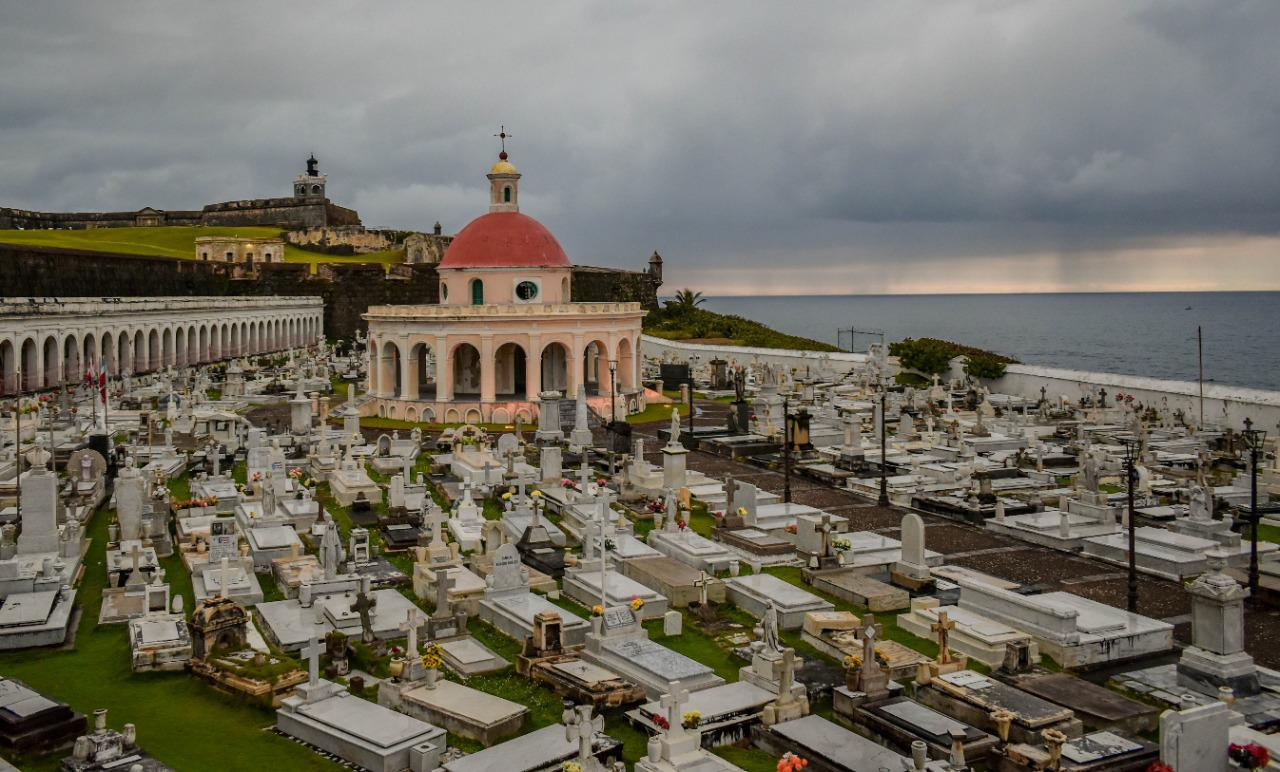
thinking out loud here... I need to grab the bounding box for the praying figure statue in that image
[761,601,781,653]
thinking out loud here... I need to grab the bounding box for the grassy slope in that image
[644,305,842,353]
[0,225,404,267]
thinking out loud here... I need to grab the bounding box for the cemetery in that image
[0,148,1278,772]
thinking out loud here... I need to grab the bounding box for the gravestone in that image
[1160,701,1229,772]
[890,513,933,590]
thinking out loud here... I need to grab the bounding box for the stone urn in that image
[990,709,1015,744]
[388,657,405,680]
[647,735,662,763]
[424,668,439,689]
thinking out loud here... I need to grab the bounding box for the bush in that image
[964,353,1008,380]
[888,338,957,376]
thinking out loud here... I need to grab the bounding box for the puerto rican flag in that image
[97,357,107,404]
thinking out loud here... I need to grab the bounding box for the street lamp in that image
[1242,418,1267,597]
[608,359,618,424]
[686,356,698,449]
[878,386,889,507]
[783,395,792,505]
[1121,438,1139,613]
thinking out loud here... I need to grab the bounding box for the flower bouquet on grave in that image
[561,762,582,772]
[1144,763,1174,772]
[420,642,442,671]
[562,477,576,490]
[831,537,851,551]
[591,605,604,617]
[603,538,616,553]
[501,491,513,501]
[630,596,646,612]
[784,524,798,535]
[777,753,808,772]
[531,489,543,499]
[843,654,863,672]
[737,506,748,517]
[677,519,688,532]
[681,710,701,730]
[1229,743,1270,769]
[651,714,670,731]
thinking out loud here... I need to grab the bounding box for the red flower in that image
[652,714,669,730]
[1229,742,1270,769]
[1144,763,1173,772]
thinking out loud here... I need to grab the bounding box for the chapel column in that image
[570,334,585,396]
[366,340,378,395]
[400,339,417,400]
[525,334,541,402]
[435,336,452,401]
[480,335,496,403]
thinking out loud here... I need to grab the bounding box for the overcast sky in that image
[1,1,1277,295]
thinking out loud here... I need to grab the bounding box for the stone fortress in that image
[0,155,359,231]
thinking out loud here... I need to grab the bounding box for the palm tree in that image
[666,288,706,311]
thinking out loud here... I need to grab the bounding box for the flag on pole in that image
[98,357,108,404]
[85,359,96,387]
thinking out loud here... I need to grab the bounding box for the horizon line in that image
[673,288,1280,299]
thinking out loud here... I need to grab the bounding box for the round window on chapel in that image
[516,281,539,301]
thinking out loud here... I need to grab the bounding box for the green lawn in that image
[0,225,404,269]
[627,402,687,425]
[0,501,337,772]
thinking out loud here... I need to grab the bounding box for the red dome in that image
[440,211,570,269]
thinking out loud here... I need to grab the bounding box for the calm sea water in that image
[701,292,1280,392]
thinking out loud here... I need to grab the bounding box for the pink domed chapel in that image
[363,149,645,424]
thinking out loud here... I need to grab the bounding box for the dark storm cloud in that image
[0,0,1277,292]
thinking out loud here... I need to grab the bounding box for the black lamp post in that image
[783,395,792,504]
[1121,438,1139,613]
[1242,417,1267,597]
[878,386,889,508]
[687,356,698,448]
[608,359,618,424]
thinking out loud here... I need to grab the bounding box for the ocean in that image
[700,292,1280,393]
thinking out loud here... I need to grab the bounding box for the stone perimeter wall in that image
[643,335,1280,432]
[0,244,659,341]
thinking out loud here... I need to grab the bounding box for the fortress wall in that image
[0,244,655,342]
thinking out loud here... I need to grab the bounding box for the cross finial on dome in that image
[494,125,513,160]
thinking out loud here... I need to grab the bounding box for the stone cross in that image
[577,461,591,495]
[301,631,325,687]
[777,648,797,702]
[564,703,603,765]
[350,590,377,644]
[818,514,833,558]
[400,607,422,656]
[694,571,713,607]
[932,611,956,664]
[659,681,691,735]
[424,500,443,543]
[433,570,455,620]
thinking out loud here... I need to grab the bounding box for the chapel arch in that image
[494,342,527,399]
[451,342,482,397]
[540,341,569,394]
